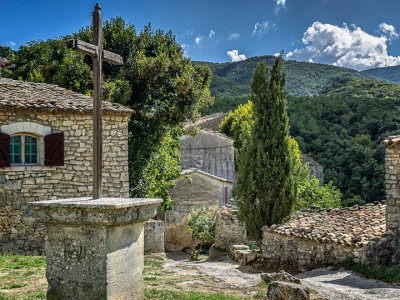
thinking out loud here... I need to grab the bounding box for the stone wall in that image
[0,109,130,255]
[180,130,235,181]
[261,230,365,272]
[383,138,400,233]
[215,206,247,250]
[144,219,165,253]
[165,169,234,251]
[301,154,324,185]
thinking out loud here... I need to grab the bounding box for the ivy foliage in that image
[0,17,213,210]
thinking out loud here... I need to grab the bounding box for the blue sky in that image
[1,0,400,70]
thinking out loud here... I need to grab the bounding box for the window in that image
[10,134,38,165]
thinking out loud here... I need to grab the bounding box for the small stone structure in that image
[30,197,162,299]
[301,154,324,185]
[144,219,165,253]
[0,78,132,255]
[179,130,235,181]
[261,202,388,271]
[165,168,234,251]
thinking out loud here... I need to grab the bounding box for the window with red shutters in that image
[0,132,10,167]
[44,132,64,166]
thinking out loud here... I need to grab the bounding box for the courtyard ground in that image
[1,252,400,299]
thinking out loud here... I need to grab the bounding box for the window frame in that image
[10,133,40,166]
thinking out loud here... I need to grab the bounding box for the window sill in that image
[0,165,56,172]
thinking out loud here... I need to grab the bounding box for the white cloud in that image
[286,22,400,71]
[379,23,399,40]
[275,0,286,6]
[209,30,215,38]
[181,29,194,38]
[227,50,247,62]
[274,0,287,14]
[195,36,203,45]
[181,44,188,56]
[228,33,240,40]
[252,21,273,37]
[9,41,16,47]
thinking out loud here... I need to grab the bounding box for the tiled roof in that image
[382,136,400,147]
[0,78,133,115]
[184,112,228,131]
[262,201,387,248]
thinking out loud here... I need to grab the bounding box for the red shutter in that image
[44,133,64,166]
[0,132,10,167]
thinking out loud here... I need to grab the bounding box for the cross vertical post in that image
[67,3,123,199]
[92,3,103,199]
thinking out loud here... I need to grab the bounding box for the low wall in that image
[261,231,361,272]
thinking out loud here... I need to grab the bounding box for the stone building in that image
[179,130,235,181]
[301,154,324,185]
[165,168,234,251]
[0,78,133,255]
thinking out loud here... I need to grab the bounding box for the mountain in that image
[194,55,373,99]
[362,65,400,85]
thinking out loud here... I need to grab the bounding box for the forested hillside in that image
[362,65,400,84]
[321,78,400,99]
[288,96,400,205]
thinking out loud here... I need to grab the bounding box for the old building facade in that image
[0,78,132,255]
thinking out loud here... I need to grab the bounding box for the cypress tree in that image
[236,56,297,244]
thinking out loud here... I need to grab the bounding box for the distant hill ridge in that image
[194,55,375,98]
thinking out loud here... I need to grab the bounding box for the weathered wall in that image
[196,113,228,132]
[180,131,235,181]
[215,206,247,250]
[384,141,400,233]
[261,230,364,272]
[166,170,234,251]
[301,154,324,185]
[0,109,130,255]
[144,219,165,253]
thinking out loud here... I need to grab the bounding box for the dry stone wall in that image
[0,109,130,255]
[215,206,247,250]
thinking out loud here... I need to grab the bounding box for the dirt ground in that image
[144,252,269,299]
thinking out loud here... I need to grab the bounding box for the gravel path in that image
[297,267,400,300]
[164,252,262,288]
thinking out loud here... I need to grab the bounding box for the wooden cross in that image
[67,3,123,199]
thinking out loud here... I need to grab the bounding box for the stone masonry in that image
[179,130,235,181]
[0,78,132,255]
[166,168,234,251]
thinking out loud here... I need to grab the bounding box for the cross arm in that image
[67,39,123,65]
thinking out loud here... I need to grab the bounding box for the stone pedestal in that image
[29,197,162,300]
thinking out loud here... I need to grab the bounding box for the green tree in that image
[187,206,217,260]
[236,57,297,244]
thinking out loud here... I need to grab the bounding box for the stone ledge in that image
[29,197,162,226]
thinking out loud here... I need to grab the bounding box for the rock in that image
[267,281,310,300]
[208,244,228,260]
[261,270,301,284]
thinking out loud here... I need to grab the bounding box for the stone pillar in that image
[144,219,165,253]
[30,197,162,300]
[382,136,400,232]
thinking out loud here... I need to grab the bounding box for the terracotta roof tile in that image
[262,201,387,248]
[382,136,400,147]
[0,78,133,115]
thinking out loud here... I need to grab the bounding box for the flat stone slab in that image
[30,197,163,226]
